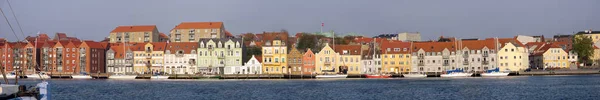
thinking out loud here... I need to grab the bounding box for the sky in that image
[0,0,599,41]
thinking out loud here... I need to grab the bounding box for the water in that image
[13,75,600,100]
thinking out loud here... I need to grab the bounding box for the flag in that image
[321,23,324,27]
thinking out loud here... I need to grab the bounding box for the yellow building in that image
[132,42,167,74]
[315,43,340,74]
[261,39,287,74]
[380,41,411,74]
[109,25,160,43]
[497,38,529,72]
[334,45,363,75]
[170,22,226,42]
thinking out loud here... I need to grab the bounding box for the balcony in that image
[418,62,424,66]
[146,56,152,59]
[443,63,450,66]
[418,55,424,59]
[144,34,150,37]
[217,55,225,59]
[463,54,469,58]
[482,61,489,65]
[463,61,469,65]
[176,54,184,57]
[442,56,449,59]
[483,53,489,57]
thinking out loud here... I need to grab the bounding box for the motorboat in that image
[151,75,169,79]
[71,74,93,79]
[365,74,391,78]
[26,72,50,79]
[481,68,510,77]
[440,69,473,77]
[315,74,348,78]
[109,74,137,79]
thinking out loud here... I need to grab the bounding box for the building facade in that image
[397,32,421,42]
[261,39,287,74]
[106,43,134,74]
[335,45,363,74]
[109,25,160,43]
[302,49,315,75]
[79,41,106,74]
[497,38,529,72]
[241,55,262,74]
[287,47,303,75]
[381,41,411,74]
[132,42,166,74]
[197,38,243,75]
[315,43,340,74]
[164,42,198,74]
[170,22,226,42]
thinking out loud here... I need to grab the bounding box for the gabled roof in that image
[82,41,104,49]
[495,38,525,47]
[109,44,131,59]
[413,41,457,52]
[381,40,411,54]
[224,30,233,37]
[255,55,263,63]
[172,22,223,29]
[334,45,362,55]
[159,33,169,39]
[151,42,167,51]
[110,25,156,33]
[165,42,197,54]
[460,39,496,50]
[531,43,563,56]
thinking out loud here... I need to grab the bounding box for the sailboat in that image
[481,68,509,77]
[363,38,390,79]
[0,1,50,98]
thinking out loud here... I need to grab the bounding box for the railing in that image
[418,55,424,59]
[463,54,469,58]
[483,53,489,57]
[324,61,332,65]
[144,34,150,37]
[146,56,152,59]
[418,62,424,66]
[463,61,469,65]
[442,56,449,59]
[482,61,489,65]
[443,63,449,66]
[176,54,184,57]
[218,55,225,59]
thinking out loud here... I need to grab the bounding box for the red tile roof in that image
[460,39,497,50]
[380,40,411,54]
[82,41,104,48]
[172,22,223,29]
[413,41,457,52]
[159,33,169,39]
[165,42,197,54]
[225,30,233,37]
[334,45,362,55]
[109,43,131,59]
[255,55,263,63]
[110,25,156,33]
[151,42,167,51]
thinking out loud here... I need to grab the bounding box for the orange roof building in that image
[170,22,226,42]
[108,25,160,43]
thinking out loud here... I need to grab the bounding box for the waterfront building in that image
[315,43,340,74]
[108,25,160,43]
[170,22,226,42]
[553,35,573,50]
[40,41,56,72]
[64,41,82,74]
[261,38,288,74]
[380,40,411,74]
[497,38,529,72]
[24,41,44,74]
[164,42,198,74]
[287,47,303,75]
[197,38,243,75]
[106,43,134,74]
[241,55,262,74]
[131,42,166,74]
[576,30,600,65]
[79,41,106,74]
[302,49,315,75]
[334,45,363,74]
[528,42,571,69]
[397,32,421,42]
[1,43,17,72]
[458,39,498,72]
[50,41,68,72]
[411,41,457,73]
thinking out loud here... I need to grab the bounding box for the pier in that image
[90,73,110,79]
[517,69,600,76]
[49,72,72,78]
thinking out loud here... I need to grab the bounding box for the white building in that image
[164,42,198,74]
[239,55,262,74]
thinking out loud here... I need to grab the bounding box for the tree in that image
[573,34,594,65]
[243,47,262,63]
[297,33,318,52]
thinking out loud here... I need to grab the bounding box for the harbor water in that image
[14,75,600,100]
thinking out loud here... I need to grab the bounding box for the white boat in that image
[151,75,169,79]
[71,75,92,79]
[440,72,473,77]
[403,74,427,78]
[109,74,138,79]
[26,73,51,79]
[315,74,348,78]
[481,72,509,77]
[1,74,16,79]
[0,84,19,96]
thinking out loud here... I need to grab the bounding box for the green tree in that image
[573,34,594,65]
[243,47,262,63]
[297,33,318,51]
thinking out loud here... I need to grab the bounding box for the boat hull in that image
[71,75,92,79]
[481,72,509,77]
[1,75,16,79]
[316,75,347,78]
[403,74,427,78]
[440,73,473,77]
[151,75,169,79]
[109,75,137,79]
[26,74,50,79]
[365,74,391,78]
